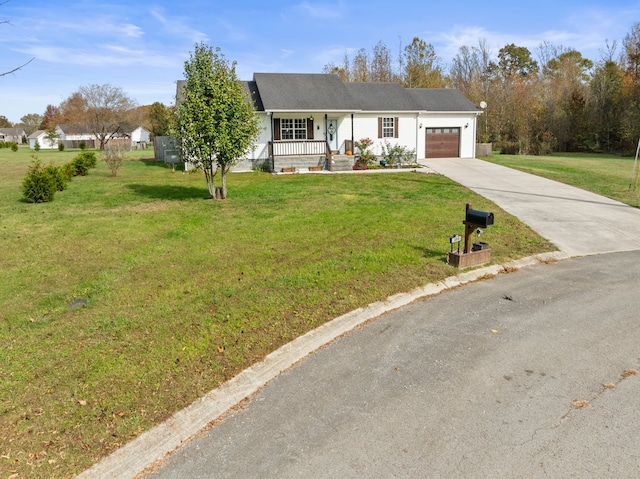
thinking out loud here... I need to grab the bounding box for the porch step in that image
[273,155,326,172]
[330,155,355,172]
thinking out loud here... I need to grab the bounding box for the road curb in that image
[76,250,569,479]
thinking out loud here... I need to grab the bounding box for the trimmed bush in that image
[71,151,97,176]
[22,159,56,203]
[44,162,69,192]
[58,142,65,152]
[61,162,75,181]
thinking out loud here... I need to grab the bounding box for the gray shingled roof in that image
[175,73,480,113]
[344,82,416,111]
[252,73,356,111]
[405,88,480,112]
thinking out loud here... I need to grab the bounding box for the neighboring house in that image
[129,126,150,148]
[0,127,26,143]
[175,73,481,172]
[29,124,150,149]
[28,130,57,149]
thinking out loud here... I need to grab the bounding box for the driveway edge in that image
[76,251,568,479]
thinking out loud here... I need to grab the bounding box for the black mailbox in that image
[465,209,494,228]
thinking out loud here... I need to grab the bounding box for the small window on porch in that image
[281,119,308,140]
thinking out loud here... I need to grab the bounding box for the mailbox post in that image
[446,203,494,268]
[463,203,494,253]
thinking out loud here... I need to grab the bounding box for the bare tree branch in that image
[1,0,35,76]
[0,56,34,77]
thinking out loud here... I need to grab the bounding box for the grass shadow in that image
[126,183,209,200]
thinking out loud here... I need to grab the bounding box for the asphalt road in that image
[146,251,640,478]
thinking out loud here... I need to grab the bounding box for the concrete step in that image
[330,155,355,172]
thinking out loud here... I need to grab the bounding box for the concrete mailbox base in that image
[446,249,491,269]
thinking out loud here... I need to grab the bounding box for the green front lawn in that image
[0,146,553,478]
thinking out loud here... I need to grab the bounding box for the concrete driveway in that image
[423,158,640,257]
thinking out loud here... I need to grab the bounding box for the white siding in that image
[417,113,478,159]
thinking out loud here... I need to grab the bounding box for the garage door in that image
[425,127,460,158]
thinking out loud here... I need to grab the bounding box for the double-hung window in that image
[382,117,395,138]
[281,119,308,140]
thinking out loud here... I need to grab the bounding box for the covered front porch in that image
[267,113,356,172]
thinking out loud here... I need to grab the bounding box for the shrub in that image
[77,151,97,168]
[22,158,56,203]
[71,151,98,176]
[61,162,75,181]
[34,141,41,151]
[44,162,69,192]
[11,143,18,152]
[58,142,65,152]
[381,141,416,166]
[103,145,126,177]
[79,141,86,150]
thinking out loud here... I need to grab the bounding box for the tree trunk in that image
[220,169,228,199]
[204,164,217,199]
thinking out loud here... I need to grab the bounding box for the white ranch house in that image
[176,73,481,172]
[28,124,150,149]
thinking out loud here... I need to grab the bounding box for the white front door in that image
[327,119,339,152]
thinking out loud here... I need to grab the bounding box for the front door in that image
[327,119,339,152]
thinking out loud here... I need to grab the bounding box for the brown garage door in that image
[425,127,460,158]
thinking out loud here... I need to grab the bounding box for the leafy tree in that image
[41,104,61,130]
[19,113,43,135]
[351,48,370,82]
[44,127,59,148]
[0,115,11,127]
[148,101,173,138]
[402,37,445,88]
[176,43,260,200]
[371,40,394,82]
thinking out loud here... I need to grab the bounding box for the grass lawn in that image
[0,146,553,478]
[481,152,640,208]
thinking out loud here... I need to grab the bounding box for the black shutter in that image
[273,118,281,141]
[307,118,314,139]
[394,117,399,138]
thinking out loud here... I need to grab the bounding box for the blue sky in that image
[1,0,639,123]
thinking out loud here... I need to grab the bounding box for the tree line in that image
[324,23,640,155]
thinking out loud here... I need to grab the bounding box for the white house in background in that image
[175,73,482,172]
[129,126,150,147]
[27,130,57,149]
[28,124,151,149]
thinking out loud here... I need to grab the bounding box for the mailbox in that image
[465,208,494,228]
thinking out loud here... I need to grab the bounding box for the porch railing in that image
[269,140,328,157]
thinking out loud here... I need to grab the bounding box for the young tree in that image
[176,43,260,200]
